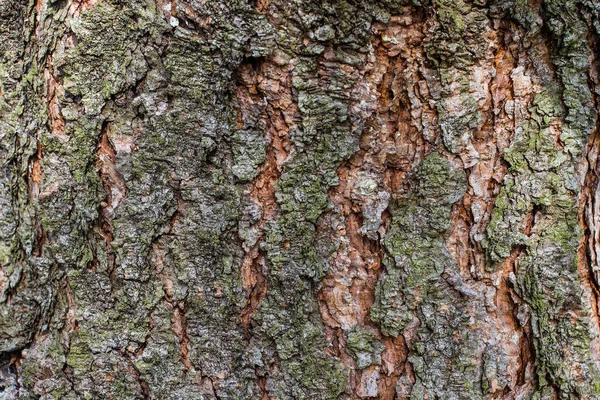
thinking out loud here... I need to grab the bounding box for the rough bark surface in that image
[2,0,600,399]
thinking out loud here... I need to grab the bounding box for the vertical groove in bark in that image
[171,303,192,372]
[97,122,127,237]
[442,15,539,397]
[317,10,431,398]
[235,56,295,332]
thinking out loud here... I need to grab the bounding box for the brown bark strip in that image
[64,276,79,332]
[235,56,296,331]
[257,375,269,400]
[28,140,42,204]
[28,142,45,258]
[317,11,432,398]
[29,43,69,257]
[446,21,516,279]
[149,199,194,374]
[240,251,267,331]
[96,121,127,281]
[497,246,536,393]
[152,253,197,376]
[172,303,193,372]
[44,60,66,138]
[97,123,127,227]
[497,184,539,393]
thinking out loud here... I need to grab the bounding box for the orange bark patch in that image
[65,277,79,331]
[235,56,296,330]
[28,141,43,203]
[172,304,193,372]
[45,62,66,139]
[97,123,127,226]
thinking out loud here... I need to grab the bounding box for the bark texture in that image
[2,0,600,398]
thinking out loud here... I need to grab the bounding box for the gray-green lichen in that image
[371,152,466,337]
[425,0,491,166]
[345,326,385,369]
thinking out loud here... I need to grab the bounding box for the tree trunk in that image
[1,0,600,398]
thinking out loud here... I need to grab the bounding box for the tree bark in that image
[1,0,600,398]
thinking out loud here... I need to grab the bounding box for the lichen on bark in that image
[3,0,600,399]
